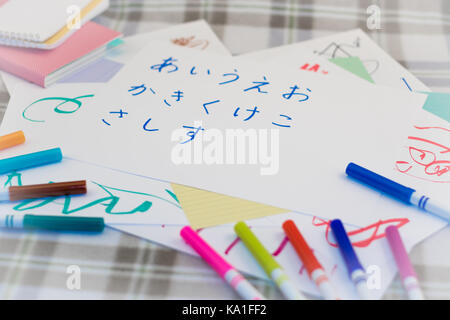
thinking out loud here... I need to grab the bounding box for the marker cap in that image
[0,147,63,174]
[23,215,104,232]
[0,131,25,150]
[346,162,415,203]
[385,226,417,280]
[180,226,232,277]
[8,180,87,201]
[234,221,280,275]
[330,219,364,276]
[282,220,322,276]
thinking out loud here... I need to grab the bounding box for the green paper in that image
[107,38,124,49]
[421,92,450,122]
[329,56,375,83]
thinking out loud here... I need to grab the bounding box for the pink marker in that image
[180,226,265,300]
[385,226,424,300]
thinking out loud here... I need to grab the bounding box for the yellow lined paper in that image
[171,183,287,228]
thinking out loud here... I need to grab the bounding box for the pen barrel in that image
[410,192,450,222]
[0,214,24,228]
[223,269,265,300]
[385,225,424,300]
[8,180,87,201]
[330,219,364,276]
[0,131,25,150]
[0,148,63,174]
[310,268,339,300]
[282,220,322,274]
[234,222,280,275]
[282,220,338,299]
[180,226,233,276]
[385,226,417,279]
[180,226,265,300]
[346,163,415,203]
[234,222,304,299]
[270,268,305,300]
[403,276,424,300]
[23,215,104,232]
[351,269,370,300]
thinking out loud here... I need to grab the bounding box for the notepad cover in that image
[0,0,91,42]
[0,22,121,87]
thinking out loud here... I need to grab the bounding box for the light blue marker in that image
[346,162,450,222]
[0,147,62,174]
[0,213,104,232]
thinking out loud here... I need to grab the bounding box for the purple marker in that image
[385,226,424,300]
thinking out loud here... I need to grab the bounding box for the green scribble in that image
[22,94,95,123]
[12,180,181,215]
[3,172,23,187]
[165,189,180,204]
[91,182,181,208]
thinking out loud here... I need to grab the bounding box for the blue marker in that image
[0,213,104,232]
[330,219,370,300]
[346,162,450,223]
[0,147,62,174]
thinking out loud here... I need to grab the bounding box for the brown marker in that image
[1,180,87,201]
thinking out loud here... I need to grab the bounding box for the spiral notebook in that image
[0,0,109,49]
[0,21,122,87]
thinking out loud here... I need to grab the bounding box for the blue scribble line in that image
[401,77,412,92]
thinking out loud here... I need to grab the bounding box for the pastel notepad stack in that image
[0,22,122,87]
[0,0,109,49]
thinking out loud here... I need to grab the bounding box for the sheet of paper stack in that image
[0,21,448,299]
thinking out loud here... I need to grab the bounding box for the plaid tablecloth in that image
[0,0,449,300]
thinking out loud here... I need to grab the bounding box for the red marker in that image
[283,220,339,300]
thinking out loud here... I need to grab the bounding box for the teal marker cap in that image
[23,215,105,232]
[0,147,63,174]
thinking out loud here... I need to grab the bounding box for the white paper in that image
[0,25,445,300]
[239,28,448,223]
[240,28,429,92]
[61,43,429,228]
[1,81,432,299]
[106,20,231,64]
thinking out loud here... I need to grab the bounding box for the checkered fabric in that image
[0,0,449,299]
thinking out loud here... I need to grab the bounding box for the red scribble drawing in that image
[225,235,241,255]
[330,264,338,276]
[414,125,450,133]
[300,63,329,75]
[312,216,409,248]
[408,136,450,154]
[272,236,289,256]
[299,265,306,275]
[395,125,450,183]
[171,36,209,50]
[224,232,289,257]
[224,232,307,276]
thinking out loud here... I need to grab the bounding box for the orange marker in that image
[0,131,25,150]
[282,220,339,300]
